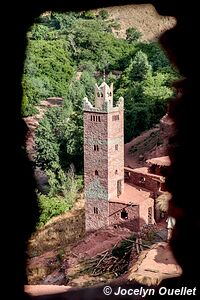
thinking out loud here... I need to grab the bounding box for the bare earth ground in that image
[27,208,181,289]
[94,4,176,41]
[124,126,167,169]
[26,239,181,296]
[128,242,182,286]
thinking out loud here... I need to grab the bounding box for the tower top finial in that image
[103,69,106,82]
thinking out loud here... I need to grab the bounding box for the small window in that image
[139,177,145,184]
[95,170,99,176]
[117,179,122,197]
[94,207,98,214]
[94,145,99,151]
[115,144,118,151]
[91,115,101,122]
[115,170,118,175]
[100,92,103,97]
[97,92,100,97]
[121,208,128,220]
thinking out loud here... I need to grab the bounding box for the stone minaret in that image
[83,82,124,231]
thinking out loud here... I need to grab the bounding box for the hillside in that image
[94,4,176,41]
[27,201,170,288]
[124,114,172,170]
[27,114,174,287]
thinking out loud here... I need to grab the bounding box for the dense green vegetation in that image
[23,10,179,226]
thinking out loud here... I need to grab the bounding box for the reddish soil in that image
[69,225,132,264]
[124,127,164,169]
[128,242,182,285]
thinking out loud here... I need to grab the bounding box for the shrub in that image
[37,194,71,228]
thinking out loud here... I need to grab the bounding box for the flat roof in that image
[146,156,171,167]
[110,182,152,205]
[125,166,149,174]
[124,166,165,182]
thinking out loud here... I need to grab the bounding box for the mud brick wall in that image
[108,109,124,199]
[85,199,109,231]
[84,112,109,191]
[109,202,139,231]
[139,198,155,229]
[129,170,159,193]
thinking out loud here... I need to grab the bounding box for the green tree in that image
[37,194,71,228]
[78,60,96,74]
[128,50,152,81]
[136,42,171,72]
[23,39,74,116]
[126,27,142,43]
[35,77,86,175]
[98,9,109,20]
[115,47,176,142]
[30,24,57,40]
[35,117,60,170]
[64,79,86,112]
[80,71,97,102]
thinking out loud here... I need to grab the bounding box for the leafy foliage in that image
[98,9,109,20]
[36,167,83,228]
[35,116,60,170]
[22,39,74,116]
[127,50,152,81]
[126,27,142,43]
[37,194,71,228]
[115,46,176,142]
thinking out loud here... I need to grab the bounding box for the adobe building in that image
[83,82,158,232]
[125,156,171,222]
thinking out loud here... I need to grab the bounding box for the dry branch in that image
[124,239,151,249]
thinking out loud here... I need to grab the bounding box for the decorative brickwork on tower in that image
[83,82,124,231]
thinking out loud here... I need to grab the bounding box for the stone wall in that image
[85,199,109,231]
[84,112,108,191]
[139,198,155,229]
[109,202,139,231]
[148,164,168,177]
[128,170,160,194]
[108,109,124,199]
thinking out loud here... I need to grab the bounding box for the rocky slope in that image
[94,4,176,41]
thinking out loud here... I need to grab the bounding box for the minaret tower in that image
[83,82,124,231]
